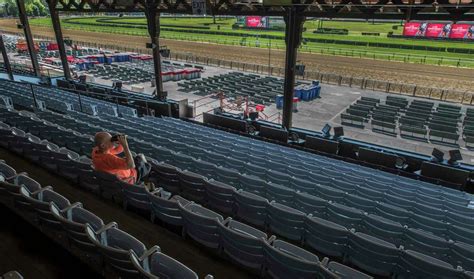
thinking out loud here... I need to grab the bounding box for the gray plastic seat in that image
[343,193,375,212]
[313,185,346,203]
[326,202,364,230]
[267,201,306,241]
[179,202,224,249]
[327,262,373,279]
[218,218,269,271]
[396,250,468,279]
[263,239,333,279]
[289,177,316,193]
[359,214,406,247]
[0,162,17,181]
[204,179,236,216]
[193,159,217,178]
[446,211,474,232]
[403,228,451,262]
[130,249,199,279]
[374,202,410,225]
[265,183,295,207]
[149,162,180,193]
[50,202,109,256]
[179,170,207,203]
[450,242,474,273]
[147,188,189,226]
[19,186,70,229]
[243,162,267,178]
[266,169,291,186]
[409,213,448,238]
[215,166,240,187]
[239,174,267,195]
[304,215,349,257]
[94,170,126,203]
[123,184,151,212]
[345,231,401,277]
[86,225,150,277]
[294,192,328,217]
[234,190,269,228]
[448,225,474,246]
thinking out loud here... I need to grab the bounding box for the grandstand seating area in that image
[341,95,470,147]
[0,79,137,117]
[2,79,474,278]
[178,72,303,105]
[85,61,200,84]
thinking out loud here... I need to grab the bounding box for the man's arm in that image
[117,135,135,169]
[110,144,124,155]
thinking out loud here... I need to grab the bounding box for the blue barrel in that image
[312,80,320,86]
[276,95,284,109]
[301,88,311,101]
[294,88,302,100]
[314,85,321,98]
[96,56,105,63]
[310,86,317,100]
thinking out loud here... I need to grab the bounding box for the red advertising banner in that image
[449,24,474,39]
[403,22,422,36]
[245,16,268,28]
[425,23,450,38]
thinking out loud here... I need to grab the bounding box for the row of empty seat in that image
[0,110,369,279]
[0,106,474,278]
[0,79,137,117]
[0,158,204,279]
[2,79,474,277]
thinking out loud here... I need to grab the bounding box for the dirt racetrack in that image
[1,18,474,92]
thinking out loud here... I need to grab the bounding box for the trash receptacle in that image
[276,95,283,109]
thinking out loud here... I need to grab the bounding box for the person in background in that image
[92,132,151,186]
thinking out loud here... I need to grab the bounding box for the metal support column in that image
[282,7,305,130]
[0,35,14,80]
[48,6,71,80]
[16,0,41,77]
[146,3,166,101]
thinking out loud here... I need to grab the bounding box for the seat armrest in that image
[222,217,232,226]
[31,185,53,196]
[267,235,277,243]
[61,202,83,213]
[96,221,118,234]
[139,245,161,262]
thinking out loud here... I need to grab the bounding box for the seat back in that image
[267,201,306,241]
[304,215,349,257]
[263,239,328,279]
[123,184,151,211]
[234,190,269,228]
[204,179,236,215]
[147,188,189,226]
[346,231,401,277]
[179,202,223,249]
[179,170,207,203]
[397,250,467,279]
[218,219,268,270]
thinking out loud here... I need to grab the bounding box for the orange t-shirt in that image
[91,145,137,184]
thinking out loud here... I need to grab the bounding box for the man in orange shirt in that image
[92,132,150,185]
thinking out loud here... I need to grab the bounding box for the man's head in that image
[94,132,114,152]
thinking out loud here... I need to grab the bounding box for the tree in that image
[2,0,49,16]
